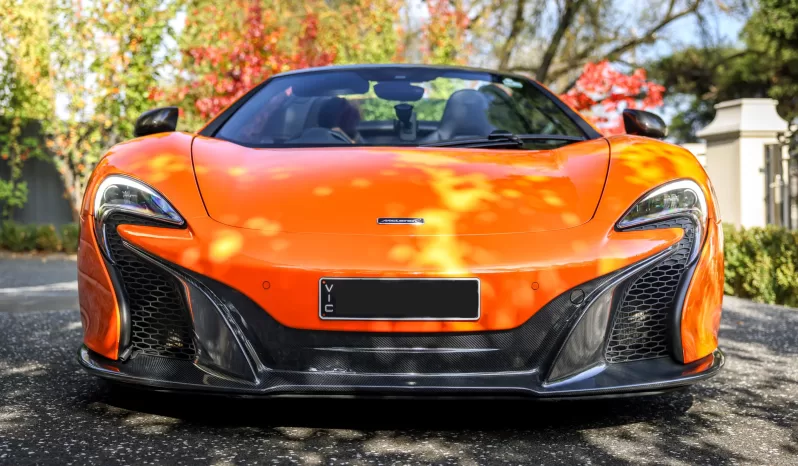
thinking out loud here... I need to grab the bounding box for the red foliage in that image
[560,61,665,135]
[168,1,335,120]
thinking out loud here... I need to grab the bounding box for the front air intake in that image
[605,217,696,363]
[104,213,196,360]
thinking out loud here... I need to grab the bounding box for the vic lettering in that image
[323,283,334,314]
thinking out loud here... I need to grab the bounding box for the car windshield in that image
[213,66,591,148]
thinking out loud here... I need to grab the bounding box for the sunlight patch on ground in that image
[0,406,28,433]
[274,427,317,440]
[0,362,47,377]
[362,434,479,465]
[122,413,182,435]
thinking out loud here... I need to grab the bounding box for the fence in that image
[0,148,74,227]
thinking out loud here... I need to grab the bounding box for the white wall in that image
[696,99,788,228]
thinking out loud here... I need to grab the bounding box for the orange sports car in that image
[78,64,724,397]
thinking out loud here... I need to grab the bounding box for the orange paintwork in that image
[681,220,724,363]
[79,130,723,359]
[192,137,611,234]
[116,217,680,332]
[77,216,120,359]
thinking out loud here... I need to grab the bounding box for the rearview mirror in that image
[134,107,179,137]
[622,109,667,139]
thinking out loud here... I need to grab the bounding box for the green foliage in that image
[651,0,798,142]
[34,224,61,251]
[0,179,28,217]
[47,0,181,220]
[328,0,403,66]
[356,98,446,122]
[723,223,798,307]
[744,0,798,123]
[649,47,773,142]
[60,223,80,254]
[0,1,54,218]
[0,221,79,253]
[0,221,35,252]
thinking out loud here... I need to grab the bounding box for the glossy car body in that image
[78,65,724,397]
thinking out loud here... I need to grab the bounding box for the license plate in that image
[319,278,480,321]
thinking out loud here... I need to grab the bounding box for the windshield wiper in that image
[420,130,586,148]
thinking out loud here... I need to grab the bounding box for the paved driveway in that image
[0,257,796,465]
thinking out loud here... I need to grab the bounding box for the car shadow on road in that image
[94,381,695,431]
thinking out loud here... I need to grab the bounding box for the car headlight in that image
[94,175,183,260]
[617,179,707,230]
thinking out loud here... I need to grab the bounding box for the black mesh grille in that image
[105,213,195,360]
[605,217,696,363]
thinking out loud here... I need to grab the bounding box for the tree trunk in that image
[497,0,529,70]
[535,0,586,83]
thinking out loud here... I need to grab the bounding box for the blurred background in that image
[1,0,798,306]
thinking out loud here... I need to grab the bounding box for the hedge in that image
[723,223,798,307]
[0,221,79,254]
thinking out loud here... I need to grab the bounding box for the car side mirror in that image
[622,109,667,139]
[133,107,179,137]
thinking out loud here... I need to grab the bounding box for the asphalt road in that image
[0,256,796,465]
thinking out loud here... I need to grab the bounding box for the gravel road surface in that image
[0,257,796,465]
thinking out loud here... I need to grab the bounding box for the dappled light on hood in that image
[313,186,333,196]
[190,141,610,236]
[242,218,282,235]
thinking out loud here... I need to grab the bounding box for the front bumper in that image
[79,211,725,398]
[78,241,725,398]
[79,345,724,398]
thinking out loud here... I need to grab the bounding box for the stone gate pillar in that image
[697,99,788,228]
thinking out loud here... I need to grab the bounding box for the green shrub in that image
[23,224,40,251]
[34,224,61,251]
[0,220,30,252]
[60,223,80,254]
[723,223,798,307]
[0,221,80,253]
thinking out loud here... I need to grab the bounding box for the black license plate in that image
[319,278,480,320]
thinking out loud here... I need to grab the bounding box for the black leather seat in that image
[420,89,495,143]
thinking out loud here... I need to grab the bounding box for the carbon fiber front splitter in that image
[78,345,724,399]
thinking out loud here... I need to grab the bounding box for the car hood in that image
[191,137,610,236]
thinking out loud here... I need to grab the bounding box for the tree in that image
[166,1,334,126]
[47,0,180,220]
[648,0,798,142]
[744,0,798,120]
[422,0,471,65]
[327,0,405,65]
[0,0,54,217]
[161,0,477,129]
[560,61,665,135]
[649,47,771,141]
[164,0,483,125]
[464,0,746,89]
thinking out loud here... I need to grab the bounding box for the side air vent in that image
[605,217,696,363]
[104,213,196,360]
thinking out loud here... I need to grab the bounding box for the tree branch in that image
[497,0,529,70]
[467,0,502,30]
[534,0,587,82]
[546,0,703,83]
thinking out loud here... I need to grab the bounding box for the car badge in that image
[377,218,424,225]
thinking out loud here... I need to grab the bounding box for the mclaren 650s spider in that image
[78,64,724,398]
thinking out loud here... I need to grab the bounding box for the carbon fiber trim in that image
[190,268,621,376]
[79,345,725,398]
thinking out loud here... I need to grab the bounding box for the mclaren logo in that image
[377,217,424,225]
